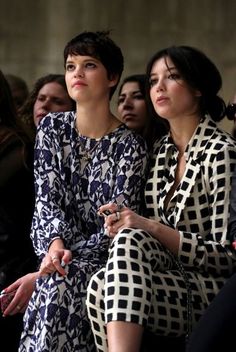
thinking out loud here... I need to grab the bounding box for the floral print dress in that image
[19,111,148,352]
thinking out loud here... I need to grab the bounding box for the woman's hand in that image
[1,271,39,316]
[39,249,72,277]
[98,203,149,238]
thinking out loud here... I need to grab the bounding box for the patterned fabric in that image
[146,115,236,274]
[86,116,236,352]
[19,111,148,352]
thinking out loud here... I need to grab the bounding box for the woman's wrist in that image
[48,238,65,253]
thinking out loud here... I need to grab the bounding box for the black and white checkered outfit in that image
[86,116,236,352]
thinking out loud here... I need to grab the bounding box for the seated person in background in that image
[117,74,167,150]
[186,166,236,351]
[18,73,76,141]
[5,73,29,114]
[19,30,148,352]
[86,45,236,352]
[0,70,37,351]
[2,74,76,319]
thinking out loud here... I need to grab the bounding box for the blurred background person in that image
[19,73,76,141]
[1,73,76,331]
[0,69,37,351]
[5,74,29,114]
[117,73,167,151]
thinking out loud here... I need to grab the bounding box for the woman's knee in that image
[112,227,152,247]
[86,268,106,312]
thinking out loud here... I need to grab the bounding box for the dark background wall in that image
[0,0,235,132]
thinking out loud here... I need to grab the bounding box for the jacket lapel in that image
[162,116,218,226]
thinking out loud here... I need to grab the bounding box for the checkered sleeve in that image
[179,144,236,275]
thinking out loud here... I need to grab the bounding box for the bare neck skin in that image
[75,100,121,138]
[169,115,200,155]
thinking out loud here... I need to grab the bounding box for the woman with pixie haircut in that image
[19,31,148,352]
[86,45,236,352]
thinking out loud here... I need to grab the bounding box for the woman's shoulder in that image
[40,110,75,129]
[211,127,236,150]
[114,124,147,148]
[0,127,26,154]
[37,111,76,142]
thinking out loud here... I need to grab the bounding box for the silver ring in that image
[17,305,21,310]
[115,211,120,221]
[51,256,59,261]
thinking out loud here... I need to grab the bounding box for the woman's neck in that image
[75,104,120,138]
[169,115,200,154]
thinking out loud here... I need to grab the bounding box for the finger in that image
[39,264,55,276]
[20,302,28,313]
[115,211,121,221]
[6,303,22,316]
[53,261,67,276]
[2,281,19,293]
[62,251,72,265]
[105,212,120,226]
[99,203,117,213]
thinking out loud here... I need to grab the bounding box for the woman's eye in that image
[134,94,144,100]
[85,62,96,68]
[169,73,181,80]
[66,64,74,71]
[54,99,64,105]
[117,97,125,105]
[37,96,45,102]
[149,79,158,87]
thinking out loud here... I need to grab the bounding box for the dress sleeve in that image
[30,117,70,259]
[178,145,236,275]
[228,165,236,243]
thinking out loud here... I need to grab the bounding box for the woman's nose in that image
[74,66,85,78]
[40,99,51,110]
[122,97,133,109]
[155,80,164,92]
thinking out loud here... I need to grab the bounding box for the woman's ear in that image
[195,89,202,97]
[108,73,119,88]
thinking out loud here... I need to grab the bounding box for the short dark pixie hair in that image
[146,45,226,122]
[63,30,124,99]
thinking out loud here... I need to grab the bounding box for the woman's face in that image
[33,82,73,126]
[149,56,200,122]
[117,81,147,132]
[65,55,117,103]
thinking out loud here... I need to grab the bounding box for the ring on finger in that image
[117,204,124,211]
[51,256,59,261]
[115,211,121,221]
[17,305,21,310]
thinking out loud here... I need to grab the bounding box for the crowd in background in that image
[0,29,236,352]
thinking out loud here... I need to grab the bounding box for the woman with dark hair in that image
[0,70,37,351]
[117,74,167,150]
[5,74,29,113]
[19,31,148,352]
[1,74,76,319]
[19,74,76,140]
[86,45,236,352]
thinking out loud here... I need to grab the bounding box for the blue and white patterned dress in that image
[19,111,148,352]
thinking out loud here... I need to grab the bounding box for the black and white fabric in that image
[86,115,236,352]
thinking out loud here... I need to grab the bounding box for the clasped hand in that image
[39,249,72,277]
[98,203,145,238]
